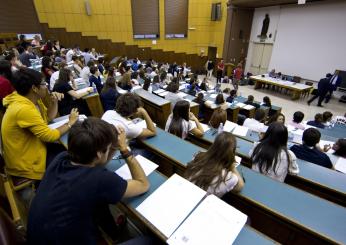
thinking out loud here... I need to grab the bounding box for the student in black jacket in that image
[100,77,120,111]
[290,128,333,169]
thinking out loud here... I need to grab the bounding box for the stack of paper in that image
[136,174,206,237]
[235,102,246,108]
[223,120,237,133]
[232,126,248,137]
[335,157,346,174]
[243,105,255,110]
[177,92,187,98]
[155,89,166,94]
[167,195,247,245]
[115,155,158,179]
[48,115,87,129]
[159,91,169,97]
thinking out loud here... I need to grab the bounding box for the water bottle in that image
[92,83,97,93]
[218,123,224,134]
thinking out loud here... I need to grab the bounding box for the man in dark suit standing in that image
[307,73,332,107]
[325,70,342,103]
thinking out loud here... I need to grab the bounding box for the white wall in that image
[246,1,346,81]
[245,6,281,73]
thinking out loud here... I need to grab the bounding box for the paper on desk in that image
[191,121,210,132]
[243,105,255,110]
[155,89,166,94]
[160,91,169,97]
[235,156,242,167]
[184,98,192,102]
[76,87,92,95]
[132,85,142,91]
[223,120,237,132]
[134,119,156,129]
[136,174,206,237]
[209,94,217,99]
[115,155,158,180]
[177,92,187,98]
[163,85,168,89]
[335,157,346,174]
[167,194,247,245]
[48,115,87,129]
[235,102,246,108]
[179,85,186,90]
[232,126,248,137]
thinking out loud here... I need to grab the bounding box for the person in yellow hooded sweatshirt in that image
[2,68,79,181]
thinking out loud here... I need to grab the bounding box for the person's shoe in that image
[317,104,324,107]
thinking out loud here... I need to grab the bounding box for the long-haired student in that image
[185,132,244,197]
[165,100,204,139]
[250,122,299,182]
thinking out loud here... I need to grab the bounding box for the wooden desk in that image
[250,75,313,100]
[134,89,171,128]
[83,92,104,118]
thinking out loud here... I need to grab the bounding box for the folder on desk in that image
[136,174,206,237]
[167,194,247,245]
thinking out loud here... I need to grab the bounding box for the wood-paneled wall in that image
[41,24,208,72]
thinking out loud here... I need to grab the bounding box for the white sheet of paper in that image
[232,126,248,137]
[115,155,158,180]
[179,85,186,90]
[136,174,206,237]
[223,120,237,133]
[184,98,192,102]
[235,156,242,167]
[160,91,169,97]
[155,89,166,94]
[243,105,255,110]
[335,157,346,174]
[207,89,215,93]
[209,94,217,99]
[134,119,156,129]
[177,92,187,98]
[191,121,210,132]
[76,87,92,95]
[49,115,87,129]
[235,102,246,108]
[167,194,247,245]
[163,85,168,89]
[132,85,142,91]
[292,134,302,144]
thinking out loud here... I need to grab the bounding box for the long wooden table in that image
[250,75,313,100]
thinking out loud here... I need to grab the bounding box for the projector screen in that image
[269,1,346,81]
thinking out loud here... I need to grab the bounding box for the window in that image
[165,0,188,39]
[131,0,159,39]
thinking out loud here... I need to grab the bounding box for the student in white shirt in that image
[165,100,204,139]
[101,93,156,140]
[50,62,68,91]
[80,61,95,82]
[250,122,299,182]
[185,132,244,197]
[243,109,268,133]
[66,46,77,63]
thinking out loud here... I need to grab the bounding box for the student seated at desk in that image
[332,139,346,158]
[142,77,152,92]
[165,81,183,110]
[266,112,285,126]
[0,60,14,102]
[199,78,209,91]
[322,111,333,127]
[307,113,325,129]
[243,109,268,133]
[89,65,103,94]
[188,83,199,96]
[244,95,260,109]
[19,43,37,67]
[118,72,133,91]
[165,100,204,139]
[71,55,82,77]
[290,128,333,169]
[100,77,120,111]
[49,62,67,91]
[262,96,275,117]
[185,132,244,197]
[1,68,79,183]
[27,118,151,244]
[193,92,206,120]
[335,113,346,125]
[250,122,299,182]
[209,108,227,129]
[288,111,305,130]
[53,68,92,116]
[80,60,95,82]
[151,75,160,92]
[41,56,55,84]
[102,93,156,139]
[226,89,237,103]
[215,94,228,110]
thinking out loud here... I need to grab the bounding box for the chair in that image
[302,81,314,98]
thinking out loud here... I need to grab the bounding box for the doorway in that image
[208,46,217,61]
[249,42,273,75]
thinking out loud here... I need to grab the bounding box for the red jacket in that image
[0,76,14,100]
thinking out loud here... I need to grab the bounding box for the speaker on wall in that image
[85,0,92,16]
